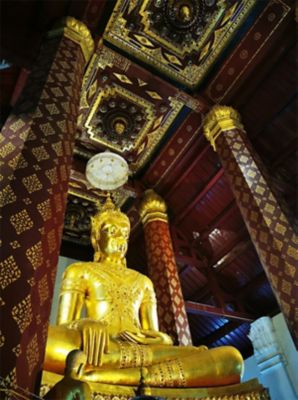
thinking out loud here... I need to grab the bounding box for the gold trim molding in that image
[203,105,244,151]
[139,189,168,227]
[48,17,94,63]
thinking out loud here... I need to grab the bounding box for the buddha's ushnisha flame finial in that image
[100,193,118,213]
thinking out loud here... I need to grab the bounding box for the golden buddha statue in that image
[44,196,243,388]
[44,350,91,400]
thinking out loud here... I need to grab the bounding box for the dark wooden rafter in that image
[185,301,255,323]
[175,254,203,270]
[271,136,297,168]
[200,200,238,239]
[209,227,249,266]
[165,142,210,200]
[237,272,269,300]
[171,225,202,262]
[211,239,252,272]
[175,168,224,223]
[198,321,243,347]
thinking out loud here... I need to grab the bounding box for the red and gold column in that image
[0,18,93,392]
[139,189,192,346]
[204,105,298,341]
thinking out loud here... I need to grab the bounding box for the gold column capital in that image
[48,17,94,63]
[203,105,244,151]
[139,189,168,227]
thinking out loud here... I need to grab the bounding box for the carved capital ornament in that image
[203,105,244,151]
[139,189,168,226]
[48,17,94,63]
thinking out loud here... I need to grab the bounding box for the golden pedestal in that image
[40,371,269,399]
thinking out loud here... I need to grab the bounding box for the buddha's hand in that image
[119,329,173,345]
[79,320,110,367]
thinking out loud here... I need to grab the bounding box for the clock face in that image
[85,151,129,191]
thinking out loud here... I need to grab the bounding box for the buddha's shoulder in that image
[63,261,95,277]
[127,269,154,287]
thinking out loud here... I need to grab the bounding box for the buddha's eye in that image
[122,228,129,238]
[109,225,116,234]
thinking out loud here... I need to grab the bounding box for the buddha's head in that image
[91,196,130,261]
[114,119,126,135]
[178,4,192,23]
[65,349,87,378]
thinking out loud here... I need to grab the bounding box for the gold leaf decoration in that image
[164,53,183,66]
[146,91,163,100]
[113,73,133,84]
[134,34,155,47]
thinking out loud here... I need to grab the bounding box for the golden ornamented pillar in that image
[0,18,93,392]
[139,189,192,345]
[204,105,298,342]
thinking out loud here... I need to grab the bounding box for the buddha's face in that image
[98,214,130,258]
[179,5,191,22]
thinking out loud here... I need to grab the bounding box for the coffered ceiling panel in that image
[104,0,257,88]
[77,43,209,173]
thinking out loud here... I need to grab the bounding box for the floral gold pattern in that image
[12,295,33,334]
[26,241,43,270]
[10,209,34,235]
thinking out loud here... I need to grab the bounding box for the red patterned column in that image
[139,189,192,346]
[204,106,298,342]
[0,18,93,393]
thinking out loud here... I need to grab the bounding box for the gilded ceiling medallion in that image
[78,45,184,173]
[85,86,153,153]
[104,0,257,88]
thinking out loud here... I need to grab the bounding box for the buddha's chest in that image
[85,269,144,313]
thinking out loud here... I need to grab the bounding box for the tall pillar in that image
[0,17,93,392]
[139,189,192,346]
[203,105,298,342]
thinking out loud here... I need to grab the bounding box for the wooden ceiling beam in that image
[175,168,224,223]
[175,254,203,271]
[237,272,268,300]
[200,200,237,239]
[198,321,242,347]
[185,301,255,323]
[209,227,248,267]
[210,239,252,272]
[271,133,296,168]
[166,142,210,200]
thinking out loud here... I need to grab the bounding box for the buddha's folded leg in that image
[45,326,243,388]
[84,367,142,385]
[83,346,243,387]
[143,346,244,388]
[82,346,207,386]
[45,325,206,375]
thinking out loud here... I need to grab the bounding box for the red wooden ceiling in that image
[0,0,296,358]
